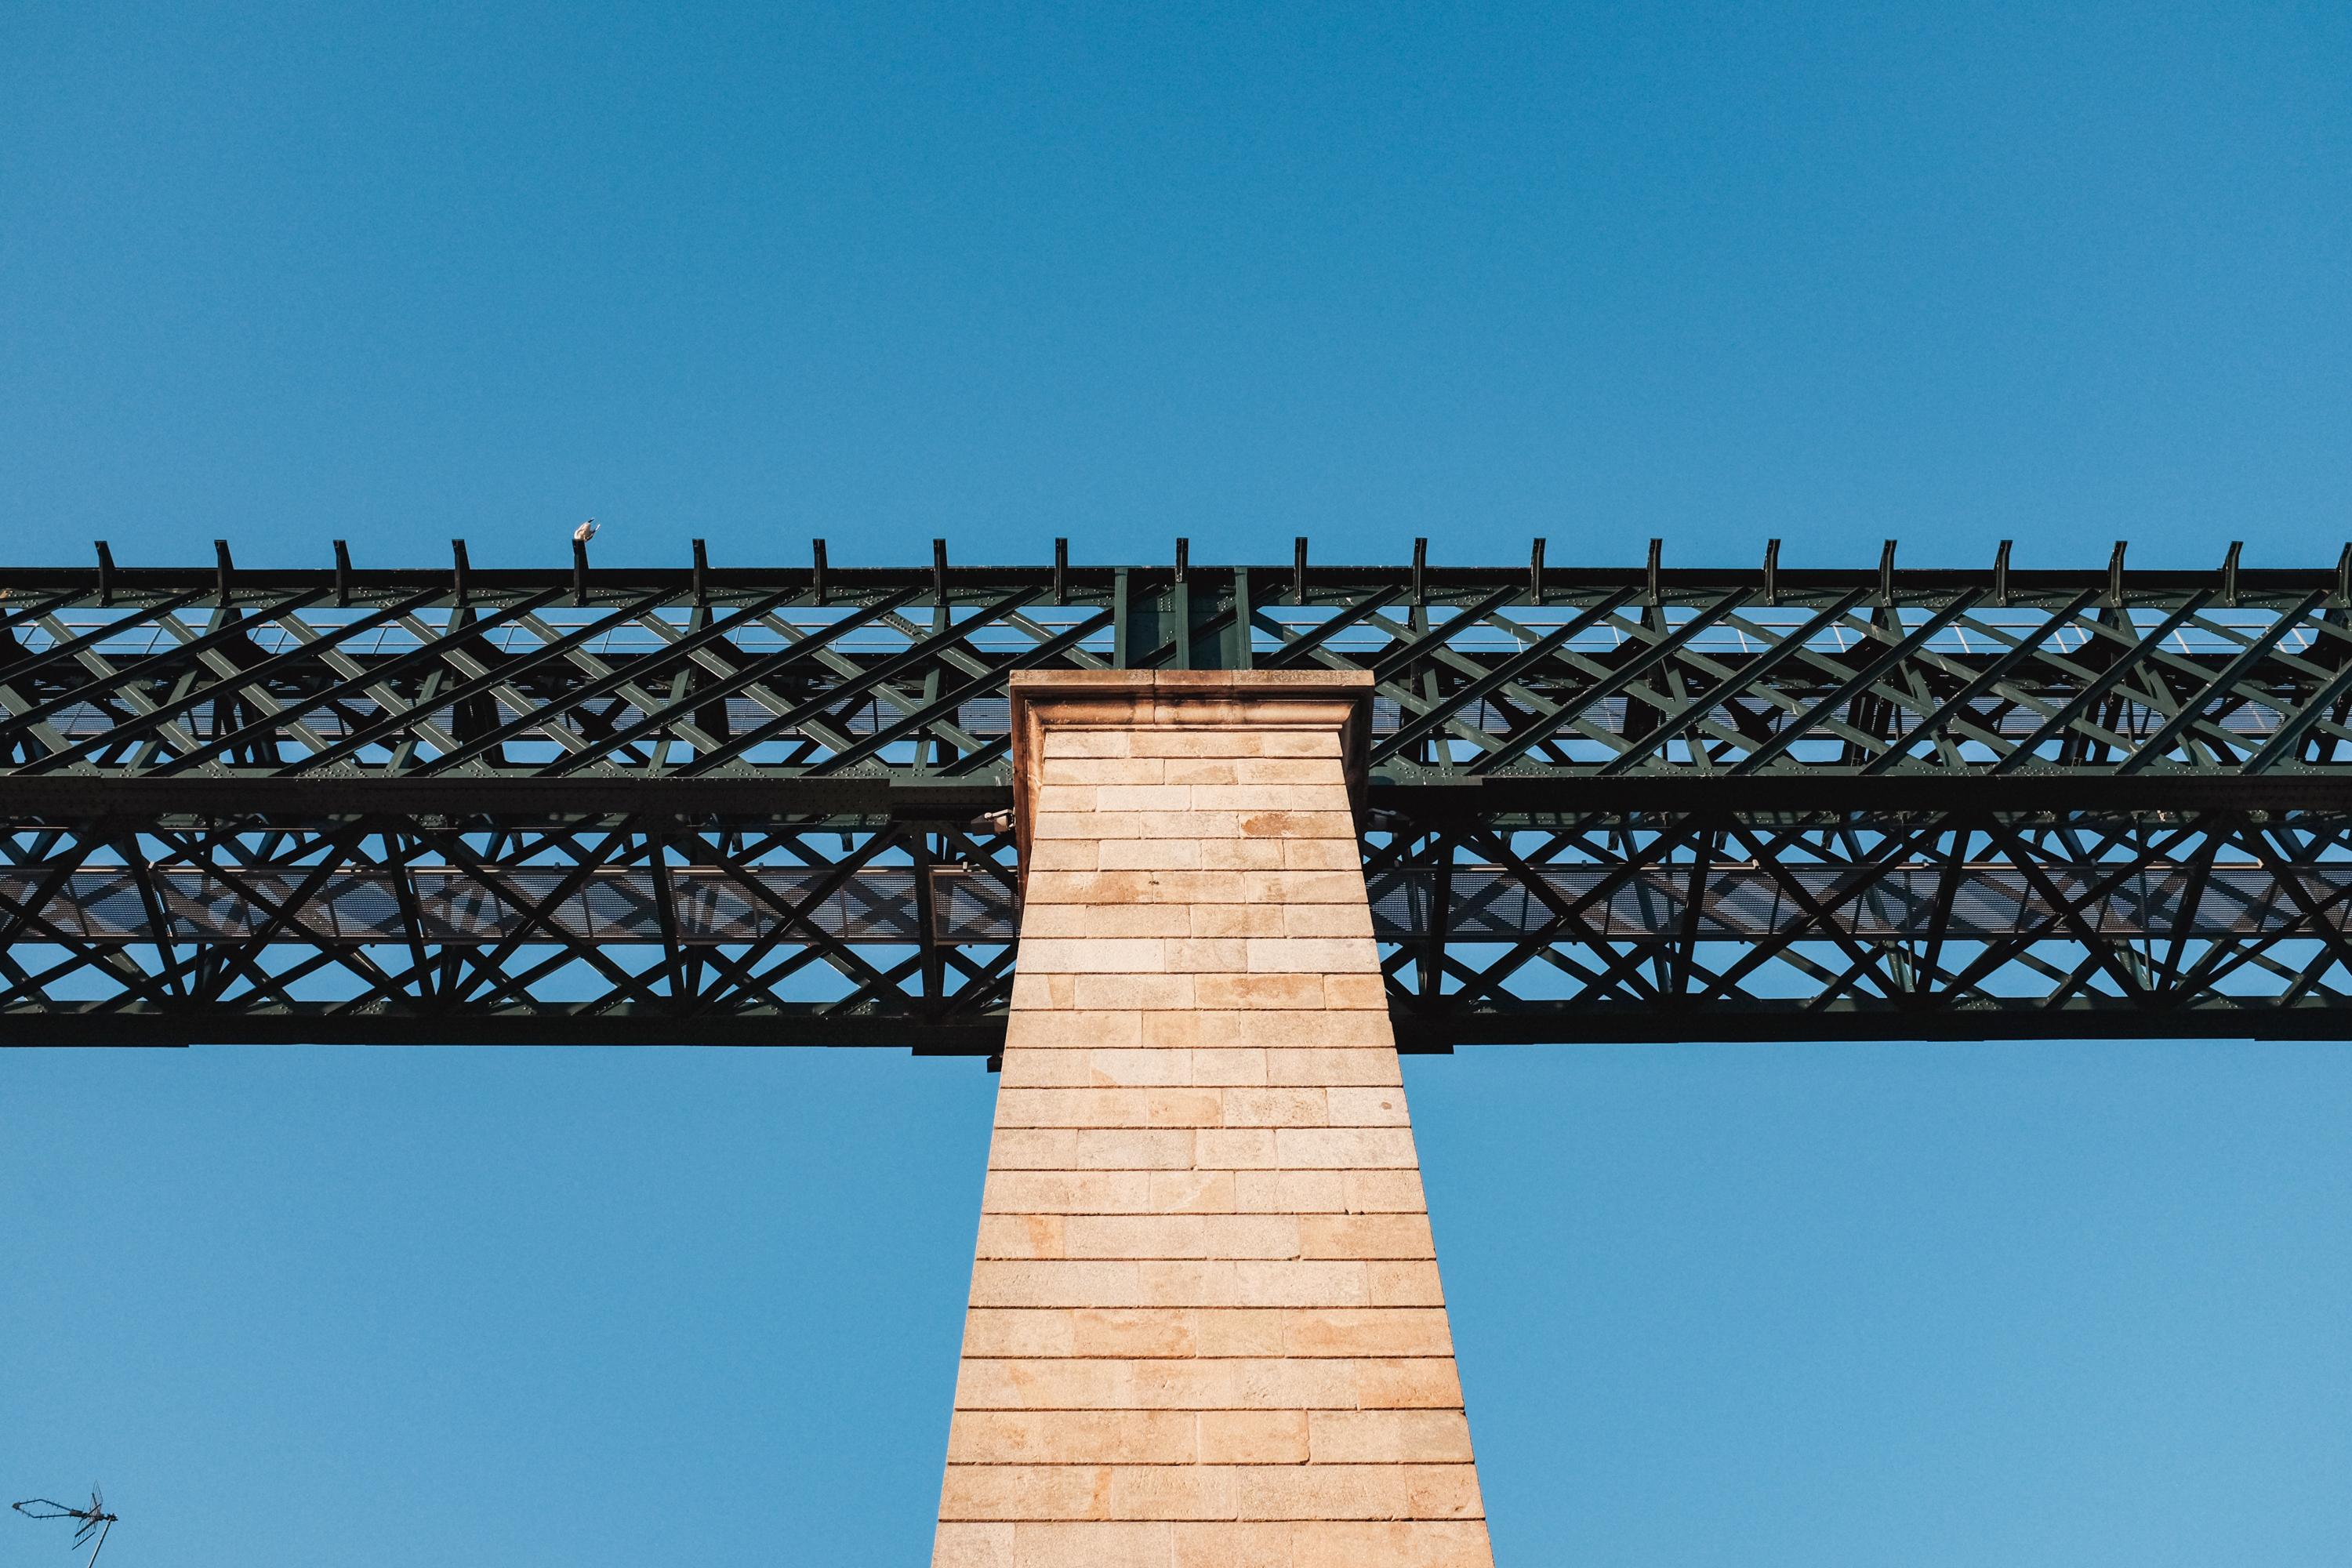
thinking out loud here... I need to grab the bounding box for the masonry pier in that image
[932,671,1494,1568]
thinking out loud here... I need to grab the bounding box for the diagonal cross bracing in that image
[5,543,2352,1046]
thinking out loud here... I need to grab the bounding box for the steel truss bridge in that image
[7,537,2352,1053]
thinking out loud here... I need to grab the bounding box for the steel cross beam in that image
[7,538,2352,1047]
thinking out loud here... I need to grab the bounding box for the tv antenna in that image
[12,1490,118,1568]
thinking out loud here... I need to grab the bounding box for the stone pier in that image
[932,671,1495,1568]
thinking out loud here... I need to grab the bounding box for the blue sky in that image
[4,3,2350,1563]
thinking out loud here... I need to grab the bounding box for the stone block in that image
[996,1051,1094,1087]
[1037,757,1158,785]
[1025,839,1099,871]
[1138,1012,1202,1048]
[1098,839,1203,869]
[1245,936,1378,973]
[1006,1523,1175,1568]
[994,1087,1150,1127]
[1070,1129,1196,1169]
[1289,1522,1495,1568]
[1200,838,1287,869]
[1198,1410,1310,1465]
[1000,1182,1114,1232]
[1018,904,1191,938]
[1164,938,1250,972]
[1148,1170,1236,1214]
[1275,1127,1419,1168]
[1066,1214,1301,1260]
[1239,809,1356,840]
[1186,783,1352,812]
[1193,972,1327,1010]
[1280,898,1377,935]
[1187,903,1285,938]
[1001,1011,1143,1048]
[960,1308,1077,1358]
[1300,1214,1437,1260]
[1250,1173,1369,1217]
[1157,757,1240,782]
[1265,1044,1409,1087]
[1218,1087,1331,1127]
[1229,1260,1371,1307]
[1103,1465,1237,1521]
[1185,1047,1267,1086]
[932,1522,1014,1568]
[1230,1464,1482,1521]
[987,1128,1078,1170]
[1067,1308,1202,1358]
[1011,940,1167,973]
[1368,1261,1448,1305]
[949,1410,1196,1465]
[1342,1169,1429,1212]
[1070,974,1196,1011]
[1229,757,1341,782]
[1133,1087,1217,1126]
[1192,1127,1279,1169]
[1038,731,1133,758]
[975,1214,1068,1259]
[1029,809,1146,840]
[1171,1522,1293,1568]
[1092,783,1196,811]
[1238,870,1368,905]
[1281,1308,1454,1358]
[1127,731,1272,756]
[1308,1410,1476,1464]
[1325,1086,1410,1124]
[1227,1357,1365,1410]
[1323,973,1389,1008]
[1353,1358,1465,1409]
[968,1259,1145,1308]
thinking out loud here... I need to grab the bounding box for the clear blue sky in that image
[3,3,2349,1564]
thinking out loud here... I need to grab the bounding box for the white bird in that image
[573,518,599,545]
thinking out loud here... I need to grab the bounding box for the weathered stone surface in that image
[935,673,1490,1565]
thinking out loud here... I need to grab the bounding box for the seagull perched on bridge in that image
[573,518,599,545]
